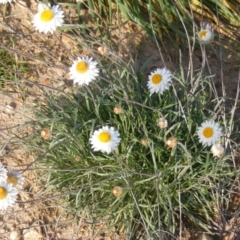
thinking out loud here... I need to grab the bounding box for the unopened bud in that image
[114,105,122,114]
[157,117,168,129]
[166,137,177,148]
[112,186,123,197]
[211,143,224,157]
[41,129,51,140]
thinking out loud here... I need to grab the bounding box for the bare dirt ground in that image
[0,1,240,240]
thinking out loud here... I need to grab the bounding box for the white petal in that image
[69,57,100,86]
[89,126,121,154]
[147,68,172,95]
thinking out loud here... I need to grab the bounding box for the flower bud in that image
[141,138,148,146]
[166,137,177,148]
[112,186,123,197]
[211,143,224,157]
[97,45,109,56]
[41,129,51,140]
[198,22,214,44]
[74,156,80,162]
[157,117,168,129]
[113,105,122,114]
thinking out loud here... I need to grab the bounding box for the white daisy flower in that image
[197,120,222,146]
[198,22,214,44]
[0,0,15,4]
[32,3,64,34]
[147,68,172,95]
[69,56,99,85]
[211,143,224,158]
[6,170,24,189]
[90,126,121,154]
[0,182,18,211]
[0,164,7,182]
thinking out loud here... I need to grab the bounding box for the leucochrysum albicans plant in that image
[29,52,236,238]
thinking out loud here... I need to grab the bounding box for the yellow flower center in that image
[76,61,89,74]
[40,9,54,22]
[199,30,207,38]
[203,127,213,138]
[152,74,162,84]
[98,131,111,143]
[0,187,7,200]
[7,175,18,187]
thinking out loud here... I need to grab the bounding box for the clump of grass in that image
[0,48,18,90]
[0,40,30,93]
[27,49,237,238]
[71,0,240,45]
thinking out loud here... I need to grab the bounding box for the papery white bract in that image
[147,68,172,95]
[0,182,18,210]
[7,170,24,189]
[211,143,224,157]
[32,3,64,34]
[90,126,121,154]
[0,164,7,182]
[69,56,99,85]
[197,120,222,146]
[198,22,214,44]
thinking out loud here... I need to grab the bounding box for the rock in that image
[9,231,20,240]
[199,233,214,240]
[23,229,42,240]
